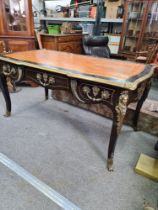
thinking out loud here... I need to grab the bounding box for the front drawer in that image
[26,70,69,90]
[58,35,82,43]
[41,36,56,42]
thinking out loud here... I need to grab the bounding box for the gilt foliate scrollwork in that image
[71,80,85,103]
[83,86,90,94]
[92,86,100,97]
[36,73,55,87]
[115,91,129,135]
[43,73,48,83]
[82,85,111,102]
[1,63,23,83]
[101,90,110,100]
[70,80,114,104]
[2,64,16,76]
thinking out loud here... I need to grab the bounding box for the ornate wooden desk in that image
[0,50,154,171]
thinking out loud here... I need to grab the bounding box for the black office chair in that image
[155,141,158,151]
[83,35,126,60]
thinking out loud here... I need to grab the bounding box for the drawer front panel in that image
[26,70,69,90]
[58,35,82,42]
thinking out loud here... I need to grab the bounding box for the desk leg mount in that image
[71,79,129,171]
[107,158,114,171]
[4,111,11,117]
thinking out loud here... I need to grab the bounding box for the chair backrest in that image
[83,36,111,58]
[146,41,158,64]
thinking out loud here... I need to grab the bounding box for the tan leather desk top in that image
[1,49,154,90]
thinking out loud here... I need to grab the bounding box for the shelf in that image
[144,37,158,40]
[125,35,138,39]
[39,17,123,23]
[121,51,135,54]
[128,18,143,21]
[104,33,121,36]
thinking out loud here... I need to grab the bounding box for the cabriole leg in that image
[45,87,49,100]
[133,80,151,131]
[107,91,129,171]
[0,73,11,117]
[107,120,118,171]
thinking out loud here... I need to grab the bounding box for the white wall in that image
[32,0,41,12]
[32,0,71,12]
[45,0,71,11]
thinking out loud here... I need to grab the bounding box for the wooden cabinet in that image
[39,33,83,54]
[119,0,158,60]
[0,0,35,52]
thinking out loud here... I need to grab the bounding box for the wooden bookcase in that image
[119,0,158,60]
[0,0,35,52]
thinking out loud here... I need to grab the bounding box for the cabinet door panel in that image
[58,43,74,52]
[43,42,57,50]
[5,0,27,32]
[0,0,34,36]
[7,40,35,52]
[140,0,158,51]
[124,1,147,52]
[119,0,149,58]
[73,42,82,54]
[58,42,82,54]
